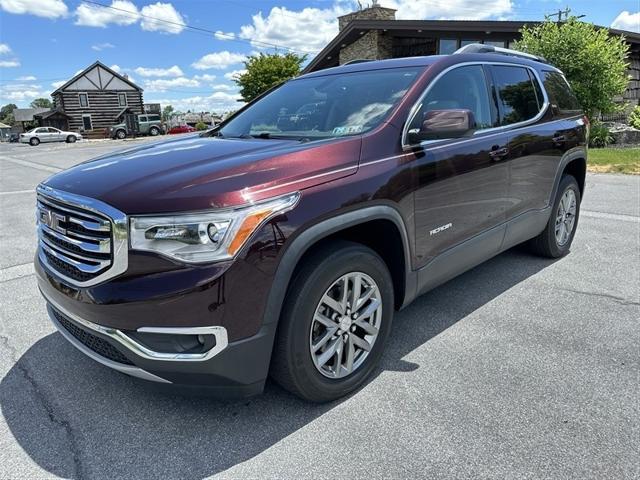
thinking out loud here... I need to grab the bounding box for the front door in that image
[409,64,510,267]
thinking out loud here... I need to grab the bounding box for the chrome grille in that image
[36,185,128,287]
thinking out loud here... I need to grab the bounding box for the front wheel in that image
[528,174,581,258]
[149,126,160,136]
[271,241,394,402]
[66,135,76,143]
[115,130,126,140]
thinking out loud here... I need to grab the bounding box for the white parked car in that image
[20,127,82,146]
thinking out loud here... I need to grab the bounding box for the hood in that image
[43,135,361,214]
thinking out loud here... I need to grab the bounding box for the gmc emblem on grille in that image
[39,207,66,234]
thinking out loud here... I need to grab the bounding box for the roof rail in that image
[454,43,547,63]
[343,59,375,65]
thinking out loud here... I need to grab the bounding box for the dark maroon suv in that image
[35,45,587,402]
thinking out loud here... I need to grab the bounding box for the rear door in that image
[35,127,52,142]
[489,64,559,218]
[410,63,510,267]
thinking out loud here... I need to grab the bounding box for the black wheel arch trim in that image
[550,147,587,204]
[262,205,416,330]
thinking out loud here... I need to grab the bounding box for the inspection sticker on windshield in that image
[332,125,363,135]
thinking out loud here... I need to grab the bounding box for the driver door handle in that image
[489,145,509,161]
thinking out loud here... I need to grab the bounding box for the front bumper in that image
[43,288,277,397]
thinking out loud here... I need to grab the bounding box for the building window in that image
[438,39,457,55]
[82,114,93,131]
[484,40,507,48]
[118,93,127,107]
[460,39,481,48]
[79,93,89,108]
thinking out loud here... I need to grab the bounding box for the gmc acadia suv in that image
[35,45,587,402]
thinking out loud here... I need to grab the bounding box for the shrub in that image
[589,122,615,148]
[629,106,640,130]
[195,122,208,131]
[514,18,630,120]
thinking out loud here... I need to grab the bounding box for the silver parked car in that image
[20,127,82,146]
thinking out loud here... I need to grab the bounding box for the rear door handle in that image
[552,133,566,144]
[489,145,509,160]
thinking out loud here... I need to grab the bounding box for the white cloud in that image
[51,80,66,88]
[214,30,235,41]
[378,0,512,20]
[0,0,68,18]
[16,75,36,80]
[144,77,200,92]
[135,65,184,77]
[140,2,184,34]
[192,51,246,70]
[0,60,20,67]
[194,73,217,82]
[224,69,246,81]
[75,0,139,27]
[110,64,122,73]
[146,91,242,112]
[0,43,11,55]
[611,11,640,33]
[91,42,115,51]
[0,82,47,104]
[211,84,236,92]
[239,5,349,54]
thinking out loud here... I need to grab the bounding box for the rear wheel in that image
[271,241,394,402]
[149,126,160,136]
[116,129,126,140]
[29,137,40,146]
[528,174,581,258]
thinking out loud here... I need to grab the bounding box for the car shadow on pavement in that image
[0,248,555,480]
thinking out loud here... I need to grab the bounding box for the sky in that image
[0,0,639,113]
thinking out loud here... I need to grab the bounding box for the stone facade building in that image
[304,6,640,106]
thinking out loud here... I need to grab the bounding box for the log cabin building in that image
[51,61,144,137]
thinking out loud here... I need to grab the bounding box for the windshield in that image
[220,67,422,140]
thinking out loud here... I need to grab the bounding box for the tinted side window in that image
[542,71,581,115]
[410,65,493,132]
[148,115,160,121]
[492,66,540,125]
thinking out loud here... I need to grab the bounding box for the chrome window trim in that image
[36,184,129,288]
[42,289,229,362]
[401,61,550,150]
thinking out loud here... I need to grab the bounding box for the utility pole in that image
[546,7,572,22]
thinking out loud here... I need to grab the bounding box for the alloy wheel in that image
[555,188,577,246]
[309,272,382,379]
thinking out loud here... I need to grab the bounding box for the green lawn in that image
[588,148,639,175]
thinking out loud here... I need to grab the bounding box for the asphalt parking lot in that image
[0,139,639,479]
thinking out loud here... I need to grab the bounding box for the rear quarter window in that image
[542,71,581,116]
[491,65,542,125]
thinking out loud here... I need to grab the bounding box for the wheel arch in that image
[262,206,416,329]
[550,148,587,204]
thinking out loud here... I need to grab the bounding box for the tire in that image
[149,126,159,136]
[116,130,126,140]
[66,135,76,143]
[29,137,40,146]
[528,174,581,258]
[271,240,394,402]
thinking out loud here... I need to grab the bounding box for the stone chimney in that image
[337,4,397,65]
[338,4,396,31]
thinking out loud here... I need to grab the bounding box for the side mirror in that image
[407,109,476,144]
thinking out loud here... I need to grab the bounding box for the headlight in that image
[130,192,300,263]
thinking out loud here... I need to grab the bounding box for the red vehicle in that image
[168,125,196,134]
[35,45,587,401]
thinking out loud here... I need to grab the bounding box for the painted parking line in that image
[0,262,34,283]
[581,209,640,223]
[2,156,62,173]
[0,189,34,196]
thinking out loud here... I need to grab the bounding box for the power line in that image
[80,0,314,55]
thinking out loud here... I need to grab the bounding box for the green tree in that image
[234,52,306,102]
[0,103,17,125]
[30,98,52,109]
[195,121,208,131]
[514,18,630,119]
[162,105,174,121]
